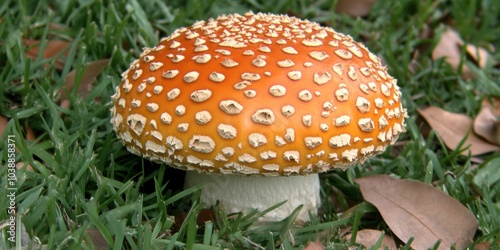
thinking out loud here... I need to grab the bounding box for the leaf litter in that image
[61,59,110,101]
[344,229,397,249]
[335,0,377,17]
[431,27,492,79]
[304,241,325,250]
[474,98,500,146]
[356,175,478,250]
[418,106,500,155]
[23,39,71,70]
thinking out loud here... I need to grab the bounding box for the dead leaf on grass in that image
[1,105,36,146]
[304,241,325,250]
[345,229,397,249]
[356,175,478,250]
[85,229,108,250]
[61,59,110,101]
[432,27,491,79]
[25,124,35,141]
[16,162,34,172]
[465,43,490,69]
[418,106,500,155]
[474,102,500,146]
[481,97,500,116]
[335,0,377,17]
[473,242,492,250]
[24,39,71,70]
[173,209,215,233]
[0,116,8,137]
[0,116,35,141]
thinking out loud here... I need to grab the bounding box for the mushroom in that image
[110,12,407,222]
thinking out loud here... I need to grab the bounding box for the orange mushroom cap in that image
[110,12,407,176]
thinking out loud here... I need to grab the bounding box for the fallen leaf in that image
[431,27,491,79]
[304,241,325,250]
[474,103,500,145]
[197,208,216,225]
[335,0,377,17]
[1,221,43,249]
[465,44,490,69]
[418,106,500,155]
[60,99,70,110]
[431,28,462,70]
[16,162,34,172]
[173,209,215,233]
[1,116,36,146]
[482,97,500,116]
[355,175,478,250]
[25,125,35,141]
[61,59,110,100]
[24,39,71,70]
[0,116,8,137]
[345,229,397,250]
[86,229,108,250]
[20,222,32,246]
[473,242,492,250]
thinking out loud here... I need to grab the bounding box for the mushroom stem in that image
[184,172,320,223]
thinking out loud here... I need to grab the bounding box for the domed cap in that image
[110,12,407,176]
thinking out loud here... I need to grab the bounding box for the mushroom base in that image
[184,172,320,223]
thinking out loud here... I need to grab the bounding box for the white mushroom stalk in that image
[110,12,407,223]
[185,172,320,222]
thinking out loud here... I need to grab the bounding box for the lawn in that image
[1,0,499,249]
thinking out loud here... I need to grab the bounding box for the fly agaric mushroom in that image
[110,12,407,222]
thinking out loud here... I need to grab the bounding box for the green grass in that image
[1,0,500,249]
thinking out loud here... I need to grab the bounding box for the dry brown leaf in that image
[431,27,491,79]
[85,229,107,250]
[432,27,471,78]
[16,162,34,172]
[335,0,377,17]
[473,242,492,250]
[474,104,500,146]
[25,125,35,141]
[1,116,36,142]
[465,44,490,69]
[482,97,500,116]
[304,241,325,250]
[173,209,215,233]
[0,115,8,138]
[24,39,71,70]
[61,59,110,100]
[345,229,397,250]
[24,39,71,59]
[418,106,500,155]
[355,175,478,250]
